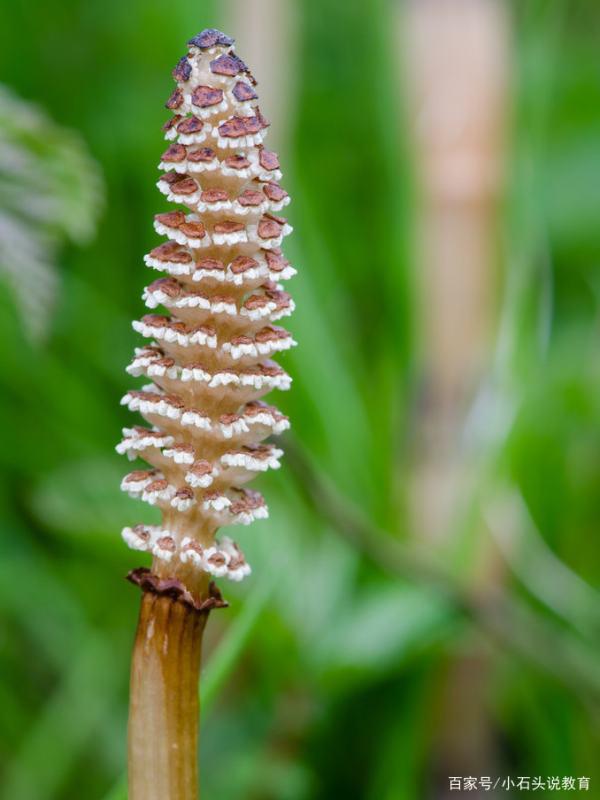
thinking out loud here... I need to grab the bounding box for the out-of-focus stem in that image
[222,0,298,147]
[401,0,511,789]
[403,0,510,543]
[128,591,209,800]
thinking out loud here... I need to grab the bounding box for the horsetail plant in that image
[117,28,295,800]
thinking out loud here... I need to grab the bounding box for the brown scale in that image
[158,169,289,223]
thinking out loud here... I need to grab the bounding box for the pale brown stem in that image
[402,0,510,542]
[399,1,511,791]
[222,0,298,148]
[128,591,209,800]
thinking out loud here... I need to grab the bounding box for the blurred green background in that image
[0,0,599,798]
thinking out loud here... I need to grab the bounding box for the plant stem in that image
[128,590,209,800]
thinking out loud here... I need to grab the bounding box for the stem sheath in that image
[128,591,208,800]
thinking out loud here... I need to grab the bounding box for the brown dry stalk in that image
[128,592,207,799]
[118,27,295,799]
